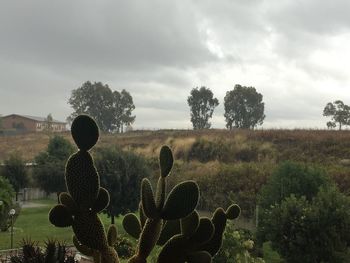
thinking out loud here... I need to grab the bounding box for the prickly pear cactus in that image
[49,114,241,263]
[157,204,240,263]
[49,115,119,263]
[123,146,200,263]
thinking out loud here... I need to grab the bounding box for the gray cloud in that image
[1,0,350,129]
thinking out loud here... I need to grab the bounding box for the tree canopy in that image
[68,81,135,133]
[323,100,350,130]
[224,84,265,129]
[95,147,150,222]
[187,86,219,129]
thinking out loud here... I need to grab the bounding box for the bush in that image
[214,223,264,263]
[0,176,15,231]
[187,138,231,162]
[264,187,350,262]
[114,235,135,259]
[257,161,331,243]
[258,161,331,210]
[95,147,151,219]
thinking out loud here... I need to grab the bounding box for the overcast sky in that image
[1,0,350,129]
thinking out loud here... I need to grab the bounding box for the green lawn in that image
[0,199,125,250]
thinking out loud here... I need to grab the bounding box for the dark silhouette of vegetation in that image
[95,147,150,223]
[187,86,219,130]
[34,135,74,198]
[0,176,15,231]
[68,81,135,133]
[2,153,28,201]
[224,84,265,129]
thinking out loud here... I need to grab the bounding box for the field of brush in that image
[1,129,350,219]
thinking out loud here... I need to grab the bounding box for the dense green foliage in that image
[0,176,15,231]
[258,161,331,210]
[68,81,135,132]
[214,223,264,263]
[95,147,151,219]
[264,188,350,262]
[257,162,331,242]
[34,135,74,196]
[224,85,265,129]
[187,86,219,129]
[2,153,28,200]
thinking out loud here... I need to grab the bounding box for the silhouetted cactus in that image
[49,115,241,263]
[123,145,200,263]
[49,115,119,263]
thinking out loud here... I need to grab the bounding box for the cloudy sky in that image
[1,0,350,129]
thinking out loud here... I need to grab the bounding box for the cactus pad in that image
[159,145,174,177]
[161,181,199,220]
[71,115,99,151]
[123,213,142,239]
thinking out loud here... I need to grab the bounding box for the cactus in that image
[157,204,240,263]
[49,115,241,263]
[49,115,119,263]
[124,145,200,263]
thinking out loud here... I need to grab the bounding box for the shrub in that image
[187,138,230,162]
[113,235,135,259]
[0,176,15,231]
[214,223,264,263]
[258,161,331,210]
[257,161,331,243]
[264,187,350,262]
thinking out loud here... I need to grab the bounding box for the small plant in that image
[10,238,76,263]
[113,235,135,259]
[49,115,241,263]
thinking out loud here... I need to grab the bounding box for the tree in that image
[323,100,350,130]
[68,81,136,132]
[2,154,29,201]
[224,84,265,129]
[187,86,219,129]
[34,135,74,199]
[94,147,150,223]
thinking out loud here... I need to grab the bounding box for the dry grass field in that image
[1,129,350,163]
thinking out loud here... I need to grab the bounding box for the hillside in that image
[1,129,350,164]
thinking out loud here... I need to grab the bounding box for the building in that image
[1,114,67,132]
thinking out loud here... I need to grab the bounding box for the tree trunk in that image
[111,215,115,225]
